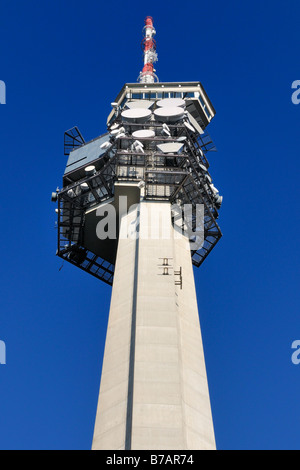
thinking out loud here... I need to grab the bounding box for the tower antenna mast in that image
[138,16,158,83]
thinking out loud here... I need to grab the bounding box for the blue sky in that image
[0,0,300,450]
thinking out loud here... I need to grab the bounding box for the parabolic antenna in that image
[157,142,184,154]
[121,108,152,123]
[186,111,204,135]
[161,128,171,136]
[85,165,96,175]
[210,184,219,194]
[111,128,122,136]
[132,129,155,138]
[115,132,125,139]
[133,140,144,148]
[154,106,185,123]
[100,141,111,149]
[184,121,196,133]
[199,163,207,172]
[157,98,186,108]
[126,100,154,109]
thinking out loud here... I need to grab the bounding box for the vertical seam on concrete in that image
[174,237,188,450]
[125,207,140,450]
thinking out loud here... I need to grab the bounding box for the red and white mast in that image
[138,16,158,83]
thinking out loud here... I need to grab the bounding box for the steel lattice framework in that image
[55,88,222,285]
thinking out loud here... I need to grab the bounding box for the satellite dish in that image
[121,108,152,123]
[132,140,144,153]
[85,165,96,175]
[157,98,186,108]
[126,100,154,109]
[154,106,185,123]
[177,136,187,142]
[110,128,121,135]
[215,195,223,208]
[157,142,184,154]
[161,124,171,136]
[51,192,58,202]
[184,121,196,133]
[67,189,76,198]
[136,145,144,153]
[111,102,119,108]
[132,129,155,138]
[80,182,89,191]
[186,111,204,135]
[133,140,144,148]
[100,141,111,149]
[109,123,119,130]
[210,184,219,194]
[161,123,171,135]
[138,180,146,189]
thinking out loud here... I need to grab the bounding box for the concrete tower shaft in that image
[92,199,216,450]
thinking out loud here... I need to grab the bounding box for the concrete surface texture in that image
[92,200,215,450]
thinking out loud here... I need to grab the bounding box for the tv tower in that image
[52,16,222,450]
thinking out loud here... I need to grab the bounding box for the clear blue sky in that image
[0,0,300,450]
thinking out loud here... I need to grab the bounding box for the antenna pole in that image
[138,16,158,83]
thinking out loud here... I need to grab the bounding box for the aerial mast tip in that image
[138,16,159,83]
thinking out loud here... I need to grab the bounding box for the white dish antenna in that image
[115,132,125,139]
[111,128,121,135]
[132,129,155,138]
[157,142,184,154]
[157,98,186,108]
[186,111,204,135]
[184,121,196,133]
[161,123,171,136]
[199,163,207,172]
[121,108,152,123]
[133,140,144,148]
[154,106,185,122]
[85,165,96,175]
[126,100,154,109]
[100,141,111,149]
[210,184,219,195]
